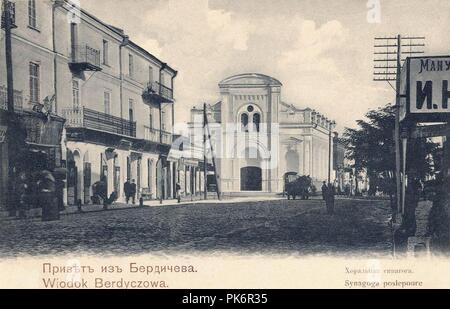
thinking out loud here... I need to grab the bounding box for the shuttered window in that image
[128,54,134,78]
[104,91,111,114]
[72,79,80,108]
[28,0,37,28]
[29,62,40,104]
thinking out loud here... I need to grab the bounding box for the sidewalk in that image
[1,195,285,220]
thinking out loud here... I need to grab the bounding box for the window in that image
[70,23,78,61]
[253,113,261,132]
[102,40,109,65]
[72,79,80,109]
[240,105,261,133]
[28,0,37,29]
[241,113,249,132]
[149,112,153,129]
[29,62,40,104]
[128,99,134,122]
[128,54,134,78]
[104,91,111,114]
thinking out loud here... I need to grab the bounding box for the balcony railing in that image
[69,44,102,72]
[63,107,136,137]
[144,126,172,145]
[142,81,174,104]
[0,86,23,111]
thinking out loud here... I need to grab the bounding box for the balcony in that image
[144,126,172,145]
[142,81,174,105]
[63,107,136,137]
[0,86,23,112]
[69,45,102,72]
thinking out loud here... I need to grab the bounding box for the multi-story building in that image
[168,134,205,198]
[189,73,336,195]
[1,0,177,209]
[0,0,66,212]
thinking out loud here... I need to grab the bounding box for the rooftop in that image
[219,73,283,87]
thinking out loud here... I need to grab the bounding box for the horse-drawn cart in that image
[283,172,314,200]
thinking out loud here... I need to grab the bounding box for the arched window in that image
[241,113,249,132]
[253,113,261,132]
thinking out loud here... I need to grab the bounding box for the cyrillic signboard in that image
[400,56,450,122]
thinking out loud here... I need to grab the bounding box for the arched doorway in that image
[240,166,262,191]
[83,151,91,204]
[100,152,108,193]
[239,146,265,191]
[67,150,81,205]
[113,154,120,197]
[147,159,153,195]
[156,158,164,199]
[137,157,142,198]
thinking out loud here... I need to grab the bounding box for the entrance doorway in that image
[240,166,262,191]
[83,162,91,204]
[137,157,141,197]
[67,160,77,205]
[67,150,81,205]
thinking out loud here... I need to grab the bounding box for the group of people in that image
[12,167,65,219]
[321,181,335,215]
[91,177,137,209]
[123,179,137,204]
[91,176,118,210]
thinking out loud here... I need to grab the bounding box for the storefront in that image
[0,109,65,212]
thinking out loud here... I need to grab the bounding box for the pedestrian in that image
[124,179,131,204]
[344,184,350,197]
[77,198,83,213]
[321,181,327,201]
[95,176,108,210]
[176,182,181,203]
[16,171,30,219]
[327,183,335,215]
[130,179,137,204]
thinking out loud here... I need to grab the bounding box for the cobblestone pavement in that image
[0,199,393,257]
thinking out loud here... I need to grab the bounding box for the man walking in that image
[130,179,137,204]
[321,181,327,201]
[124,179,131,204]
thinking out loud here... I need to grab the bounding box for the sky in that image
[80,0,450,133]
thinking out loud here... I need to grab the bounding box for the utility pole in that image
[373,35,425,218]
[2,0,18,216]
[159,103,163,205]
[394,34,403,217]
[203,103,207,200]
[204,108,221,200]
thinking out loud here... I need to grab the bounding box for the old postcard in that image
[0,0,450,292]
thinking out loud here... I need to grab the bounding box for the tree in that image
[343,104,397,202]
[342,104,438,238]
